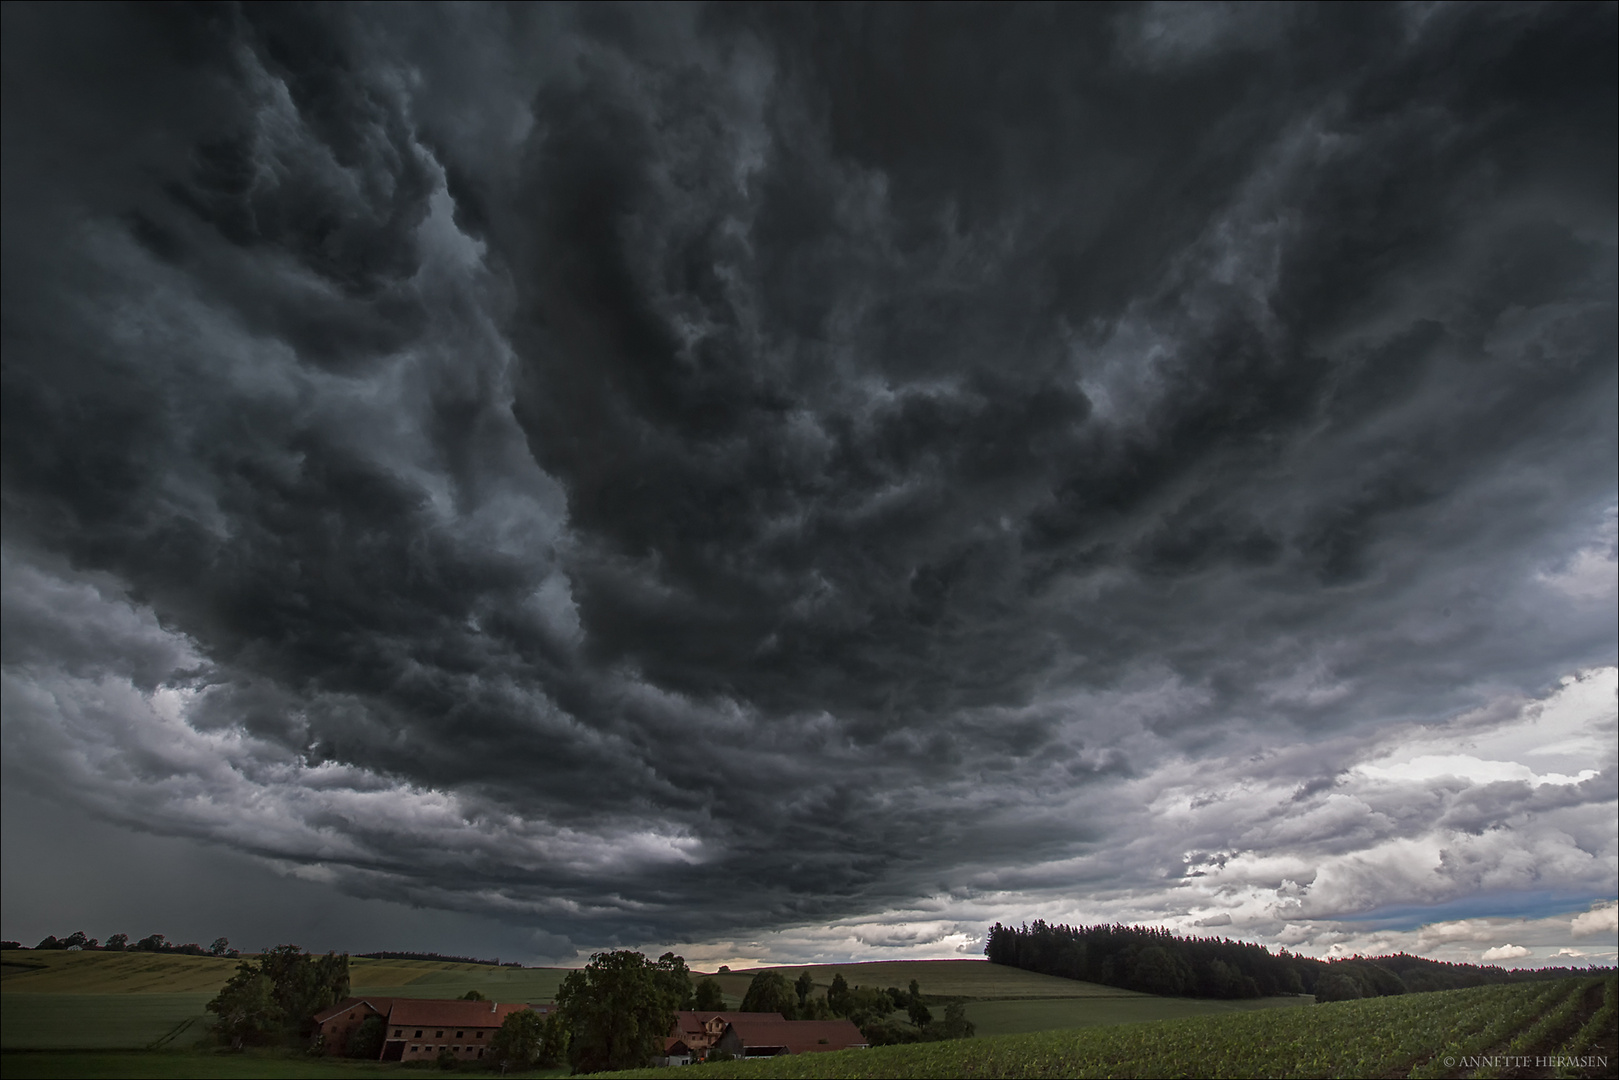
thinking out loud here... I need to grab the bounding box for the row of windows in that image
[391,1028,486,1039]
[405,1045,485,1058]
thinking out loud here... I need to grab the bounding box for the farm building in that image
[311,996,551,1061]
[715,1016,868,1058]
[656,1010,868,1064]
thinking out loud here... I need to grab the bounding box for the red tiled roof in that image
[386,1000,537,1028]
[312,997,399,1025]
[725,1017,868,1054]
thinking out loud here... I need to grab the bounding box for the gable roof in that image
[386,999,536,1028]
[312,997,399,1025]
[672,1010,783,1036]
[723,1017,868,1054]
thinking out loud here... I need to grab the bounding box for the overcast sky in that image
[2,2,1615,970]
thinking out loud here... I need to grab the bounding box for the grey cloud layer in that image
[2,2,1614,955]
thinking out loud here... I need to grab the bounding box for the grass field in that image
[1,994,214,1050]
[962,993,1309,1037]
[606,975,1617,1079]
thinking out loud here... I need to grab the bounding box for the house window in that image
[456,1030,464,1038]
[409,1045,419,1053]
[414,1030,423,1038]
[436,1030,444,1038]
[394,1029,402,1036]
[476,1031,485,1038]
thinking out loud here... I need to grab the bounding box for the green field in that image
[607,976,1617,1079]
[1,994,214,1050]
[962,993,1308,1037]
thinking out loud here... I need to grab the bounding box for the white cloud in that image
[1482,944,1531,960]
[1571,900,1618,939]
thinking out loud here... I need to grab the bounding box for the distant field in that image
[0,953,237,995]
[0,1049,567,1078]
[1,994,213,1050]
[963,993,1309,1037]
[609,976,1616,1079]
[714,958,1129,1001]
[347,960,570,1002]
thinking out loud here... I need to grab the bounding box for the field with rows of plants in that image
[609,975,1616,1079]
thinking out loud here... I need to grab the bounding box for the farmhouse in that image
[312,997,551,1061]
[658,1010,867,1064]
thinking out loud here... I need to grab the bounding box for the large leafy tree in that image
[556,950,684,1073]
[740,970,795,1016]
[207,965,281,1048]
[827,972,851,1016]
[489,1009,545,1069]
[652,952,695,1011]
[693,977,724,1011]
[205,944,350,1046]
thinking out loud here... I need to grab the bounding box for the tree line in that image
[6,931,238,957]
[984,921,1610,1001]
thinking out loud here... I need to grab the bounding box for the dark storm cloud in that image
[2,2,1614,956]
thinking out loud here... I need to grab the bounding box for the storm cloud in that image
[2,2,1614,965]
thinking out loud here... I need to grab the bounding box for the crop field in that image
[609,976,1616,1079]
[0,953,238,995]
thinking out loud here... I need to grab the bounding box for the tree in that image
[827,972,851,1016]
[489,1008,545,1069]
[348,1015,386,1059]
[135,934,167,952]
[740,970,795,1016]
[693,977,724,1011]
[208,963,282,1048]
[907,999,932,1028]
[844,986,896,1027]
[460,989,486,1001]
[63,931,90,949]
[256,945,350,1036]
[1131,946,1190,996]
[1314,971,1364,1003]
[908,978,921,1004]
[207,944,350,1045]
[653,952,695,1012]
[104,934,128,952]
[794,970,815,1007]
[209,938,231,957]
[937,1002,975,1040]
[555,950,679,1073]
